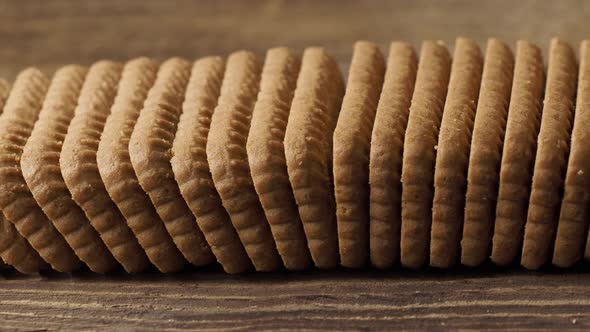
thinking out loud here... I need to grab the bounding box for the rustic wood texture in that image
[2,0,590,80]
[2,0,590,330]
[1,267,590,331]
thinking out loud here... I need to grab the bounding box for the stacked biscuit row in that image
[0,37,586,274]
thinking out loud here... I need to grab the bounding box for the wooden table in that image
[1,1,590,330]
[1,266,590,331]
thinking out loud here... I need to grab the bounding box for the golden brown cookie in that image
[0,79,47,274]
[430,38,483,268]
[285,48,345,269]
[129,58,214,267]
[0,214,47,273]
[491,41,545,266]
[246,48,312,270]
[21,65,119,273]
[521,39,577,269]
[0,68,81,272]
[556,41,590,268]
[98,58,187,273]
[334,41,385,268]
[461,39,514,267]
[369,42,418,269]
[207,51,282,272]
[171,56,251,274]
[60,61,150,273]
[400,41,451,269]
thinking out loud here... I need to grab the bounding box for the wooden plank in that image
[1,0,589,81]
[0,268,589,330]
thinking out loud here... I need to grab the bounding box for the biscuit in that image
[171,56,251,274]
[334,41,385,268]
[556,41,590,268]
[60,61,150,273]
[98,58,187,273]
[21,65,119,273]
[369,42,417,269]
[400,41,451,269]
[207,51,282,272]
[129,58,214,267]
[285,48,345,269]
[521,39,577,269]
[430,38,483,268]
[0,80,47,274]
[0,68,81,272]
[461,39,514,267]
[0,214,47,273]
[247,48,312,271]
[491,41,545,266]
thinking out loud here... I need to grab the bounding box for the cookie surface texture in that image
[0,68,81,272]
[430,38,483,268]
[246,48,313,270]
[0,79,47,273]
[461,39,514,266]
[521,39,577,269]
[98,58,187,273]
[400,41,451,269]
[491,41,545,266]
[172,56,251,274]
[557,40,590,267]
[557,41,590,267]
[129,58,214,267]
[369,42,418,269]
[60,61,150,273]
[284,47,345,269]
[334,41,385,268]
[22,65,119,273]
[207,51,282,272]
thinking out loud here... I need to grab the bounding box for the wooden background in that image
[2,0,590,330]
[3,0,590,80]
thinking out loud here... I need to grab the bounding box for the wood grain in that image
[2,1,590,330]
[2,0,590,81]
[0,267,589,331]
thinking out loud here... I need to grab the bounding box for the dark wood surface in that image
[2,1,590,330]
[2,266,590,331]
[2,0,590,80]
